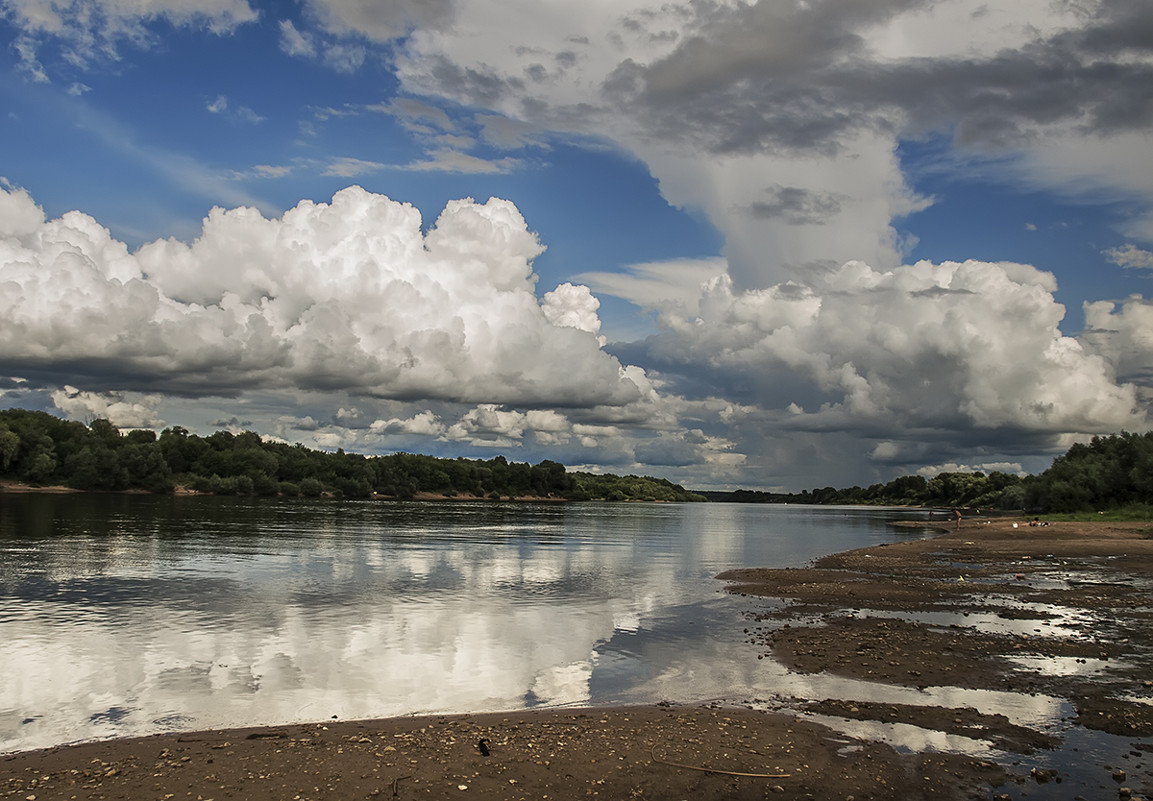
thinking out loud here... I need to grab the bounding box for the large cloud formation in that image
[2,0,1152,488]
[627,261,1146,473]
[387,0,1153,287]
[383,0,1153,481]
[3,181,1146,488]
[0,185,644,406]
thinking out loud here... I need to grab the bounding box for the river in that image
[0,494,937,753]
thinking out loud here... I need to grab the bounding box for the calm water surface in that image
[0,495,934,752]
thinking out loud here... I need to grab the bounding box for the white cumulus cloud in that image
[370,411,445,437]
[641,259,1146,436]
[50,386,165,429]
[0,184,646,408]
[541,282,602,337]
[1081,297,1153,389]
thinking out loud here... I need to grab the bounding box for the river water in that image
[0,494,941,753]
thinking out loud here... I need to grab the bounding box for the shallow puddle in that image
[1007,654,1118,677]
[855,604,1097,640]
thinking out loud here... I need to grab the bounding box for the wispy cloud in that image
[206,94,264,124]
[228,164,294,181]
[4,0,258,77]
[32,89,271,214]
[323,157,386,177]
[1104,244,1153,271]
[402,149,522,174]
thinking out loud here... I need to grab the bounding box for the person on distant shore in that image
[953,508,962,529]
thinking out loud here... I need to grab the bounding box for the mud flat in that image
[720,517,1153,799]
[1,704,1011,801]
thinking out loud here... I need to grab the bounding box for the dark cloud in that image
[747,185,845,225]
[422,55,526,109]
[602,0,1153,156]
[858,47,1153,145]
[210,416,253,429]
[555,50,579,69]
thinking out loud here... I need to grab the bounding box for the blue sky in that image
[1,0,1152,491]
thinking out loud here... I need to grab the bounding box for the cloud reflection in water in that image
[0,497,944,752]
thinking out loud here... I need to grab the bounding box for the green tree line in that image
[701,431,1153,513]
[0,409,705,502]
[2,408,1148,511]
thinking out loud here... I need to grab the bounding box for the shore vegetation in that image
[0,408,705,502]
[706,431,1153,514]
[2,408,1150,513]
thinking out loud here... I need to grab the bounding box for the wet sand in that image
[0,704,1014,801]
[721,517,1153,798]
[4,516,1153,800]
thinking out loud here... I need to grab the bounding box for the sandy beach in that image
[3,516,1152,800]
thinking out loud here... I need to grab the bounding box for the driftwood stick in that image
[390,775,411,797]
[650,746,792,778]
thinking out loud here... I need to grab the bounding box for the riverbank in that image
[721,517,1153,796]
[1,704,1011,801]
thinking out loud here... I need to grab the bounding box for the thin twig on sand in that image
[650,746,792,778]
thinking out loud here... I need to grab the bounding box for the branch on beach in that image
[649,745,792,778]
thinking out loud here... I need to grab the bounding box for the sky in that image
[1,0,1151,492]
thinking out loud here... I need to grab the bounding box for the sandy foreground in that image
[3,516,1153,800]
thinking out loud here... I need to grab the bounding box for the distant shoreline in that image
[0,481,984,509]
[0,480,617,503]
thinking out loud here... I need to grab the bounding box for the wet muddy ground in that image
[720,517,1153,799]
[0,704,1014,801]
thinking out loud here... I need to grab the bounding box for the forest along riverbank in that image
[719,518,1153,798]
